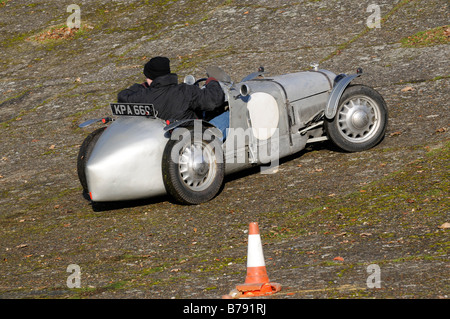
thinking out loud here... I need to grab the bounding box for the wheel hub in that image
[179,143,215,191]
[190,150,209,178]
[351,109,370,129]
[337,96,380,143]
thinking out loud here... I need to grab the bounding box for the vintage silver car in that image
[77,65,387,205]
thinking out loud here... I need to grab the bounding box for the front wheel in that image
[162,126,224,204]
[325,85,388,152]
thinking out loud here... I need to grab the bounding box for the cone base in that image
[235,282,281,297]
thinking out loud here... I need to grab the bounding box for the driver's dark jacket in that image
[117,73,224,121]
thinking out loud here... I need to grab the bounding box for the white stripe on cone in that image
[247,234,266,267]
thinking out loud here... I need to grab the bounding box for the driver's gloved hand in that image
[205,77,218,85]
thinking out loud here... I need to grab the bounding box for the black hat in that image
[144,56,171,80]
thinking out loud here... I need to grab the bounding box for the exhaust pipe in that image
[240,84,251,97]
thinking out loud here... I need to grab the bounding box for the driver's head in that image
[144,56,171,80]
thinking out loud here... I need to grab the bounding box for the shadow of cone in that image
[227,222,281,298]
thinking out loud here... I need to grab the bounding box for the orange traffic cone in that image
[234,222,281,297]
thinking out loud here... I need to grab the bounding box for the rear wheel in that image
[325,85,388,152]
[162,126,224,204]
[77,127,105,194]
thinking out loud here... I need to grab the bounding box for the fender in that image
[78,117,113,128]
[324,72,362,119]
[163,119,223,140]
[163,119,215,131]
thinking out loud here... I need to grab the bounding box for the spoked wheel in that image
[325,85,388,152]
[162,126,224,204]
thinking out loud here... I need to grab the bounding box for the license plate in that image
[110,103,157,117]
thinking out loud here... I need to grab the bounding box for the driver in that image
[118,56,229,139]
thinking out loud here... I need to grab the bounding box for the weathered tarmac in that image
[0,0,448,299]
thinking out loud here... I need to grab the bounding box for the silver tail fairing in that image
[86,116,169,202]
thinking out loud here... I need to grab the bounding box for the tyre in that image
[325,84,388,152]
[162,126,224,204]
[77,127,105,194]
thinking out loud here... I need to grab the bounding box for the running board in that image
[306,136,328,144]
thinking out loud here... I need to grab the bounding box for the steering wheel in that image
[194,78,208,87]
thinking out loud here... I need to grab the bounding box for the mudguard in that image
[164,119,211,131]
[163,119,223,140]
[324,73,362,119]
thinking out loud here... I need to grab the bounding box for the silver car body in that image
[86,117,169,201]
[84,67,360,202]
